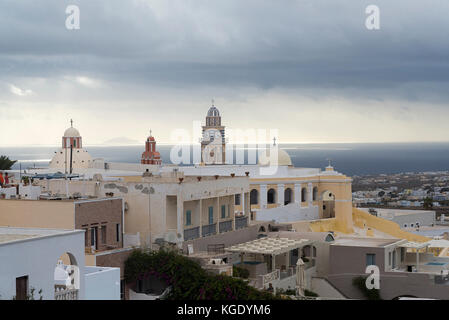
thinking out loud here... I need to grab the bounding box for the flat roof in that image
[333,237,403,248]
[0,233,39,244]
[363,208,435,217]
[0,196,122,203]
[0,227,82,246]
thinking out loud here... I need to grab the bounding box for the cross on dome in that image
[63,119,80,137]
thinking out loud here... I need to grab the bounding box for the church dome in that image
[258,148,292,166]
[63,126,81,137]
[207,106,220,117]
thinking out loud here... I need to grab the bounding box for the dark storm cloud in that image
[1,0,449,102]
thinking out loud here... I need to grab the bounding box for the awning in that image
[399,241,431,249]
[225,237,312,256]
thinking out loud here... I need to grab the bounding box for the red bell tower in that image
[141,130,162,165]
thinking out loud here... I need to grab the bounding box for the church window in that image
[250,189,259,205]
[301,188,307,202]
[284,188,293,205]
[313,187,318,201]
[267,189,276,204]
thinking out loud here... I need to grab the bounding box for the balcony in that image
[235,216,248,230]
[54,288,79,300]
[202,223,217,237]
[219,220,233,233]
[184,226,200,241]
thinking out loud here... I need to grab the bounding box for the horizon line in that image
[2,140,449,148]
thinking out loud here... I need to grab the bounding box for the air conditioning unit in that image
[164,230,177,243]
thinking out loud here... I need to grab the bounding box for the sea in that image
[2,142,449,177]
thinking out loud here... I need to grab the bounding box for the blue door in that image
[208,207,214,224]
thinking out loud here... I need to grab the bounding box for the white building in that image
[0,227,86,300]
[49,120,93,173]
[0,227,120,300]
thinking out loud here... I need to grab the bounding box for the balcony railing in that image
[184,226,200,241]
[280,266,297,279]
[262,269,280,286]
[219,220,233,233]
[202,223,217,237]
[235,216,248,230]
[54,288,79,300]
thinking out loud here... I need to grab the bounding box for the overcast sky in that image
[1,0,449,146]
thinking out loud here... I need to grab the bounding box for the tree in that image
[125,248,279,300]
[0,156,17,170]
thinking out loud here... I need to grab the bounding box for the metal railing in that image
[202,223,217,237]
[235,216,248,230]
[184,226,200,241]
[207,243,225,254]
[219,220,233,233]
[54,288,79,300]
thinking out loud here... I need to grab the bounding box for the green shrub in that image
[276,287,296,296]
[304,289,319,297]
[125,248,280,300]
[233,265,250,279]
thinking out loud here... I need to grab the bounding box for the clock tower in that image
[201,101,226,165]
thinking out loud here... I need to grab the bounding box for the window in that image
[250,189,259,205]
[301,188,307,202]
[392,251,396,269]
[366,254,376,266]
[91,227,98,249]
[235,194,241,205]
[116,224,121,242]
[388,252,392,266]
[313,187,318,201]
[284,188,292,205]
[267,189,276,204]
[186,210,192,226]
[208,207,214,224]
[84,228,88,247]
[221,205,226,219]
[101,225,107,244]
[16,276,28,300]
